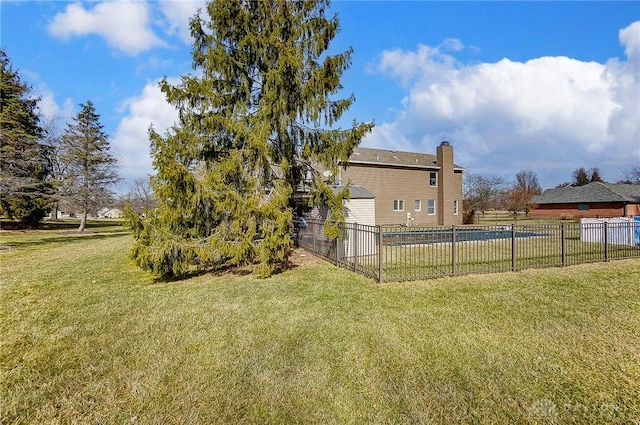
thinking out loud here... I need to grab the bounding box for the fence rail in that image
[297,219,640,282]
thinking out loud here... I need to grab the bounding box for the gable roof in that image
[533,182,640,205]
[346,147,464,170]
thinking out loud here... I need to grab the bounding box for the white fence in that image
[580,217,640,247]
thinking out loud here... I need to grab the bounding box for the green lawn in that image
[1,222,639,424]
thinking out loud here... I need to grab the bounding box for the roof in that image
[332,185,375,199]
[346,147,464,170]
[533,182,640,205]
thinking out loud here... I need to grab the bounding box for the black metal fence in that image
[297,219,640,282]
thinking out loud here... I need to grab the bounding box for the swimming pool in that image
[383,227,546,245]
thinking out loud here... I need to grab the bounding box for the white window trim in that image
[427,199,436,215]
[393,199,405,211]
[454,200,459,215]
[429,171,438,187]
[414,200,421,211]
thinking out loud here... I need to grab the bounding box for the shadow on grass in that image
[1,231,131,250]
[148,258,302,284]
[1,219,125,231]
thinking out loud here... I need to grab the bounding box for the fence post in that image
[377,225,383,283]
[451,225,456,277]
[561,222,566,266]
[353,224,359,271]
[335,224,341,264]
[604,221,609,261]
[312,220,316,254]
[511,225,516,272]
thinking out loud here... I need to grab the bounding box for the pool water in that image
[383,227,545,245]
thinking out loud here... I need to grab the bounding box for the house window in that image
[393,199,405,211]
[577,203,590,211]
[414,200,421,211]
[429,172,437,187]
[454,200,459,215]
[427,199,436,215]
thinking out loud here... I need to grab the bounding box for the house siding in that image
[625,204,640,216]
[344,198,376,226]
[340,163,463,226]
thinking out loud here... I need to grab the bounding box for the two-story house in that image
[337,141,464,226]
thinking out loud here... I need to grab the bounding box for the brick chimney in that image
[436,141,454,226]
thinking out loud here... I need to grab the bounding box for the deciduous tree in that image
[619,165,640,184]
[506,169,542,215]
[462,173,506,223]
[40,113,67,220]
[121,177,156,214]
[0,50,51,227]
[60,101,120,231]
[127,0,373,277]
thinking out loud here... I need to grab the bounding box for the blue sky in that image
[2,1,639,192]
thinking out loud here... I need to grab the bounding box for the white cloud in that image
[48,1,165,55]
[619,21,640,64]
[21,70,75,121]
[366,21,640,187]
[158,1,206,43]
[112,79,179,182]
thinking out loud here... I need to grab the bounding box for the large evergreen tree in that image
[127,0,373,277]
[60,101,120,231]
[0,50,51,227]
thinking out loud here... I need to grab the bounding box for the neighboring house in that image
[97,207,110,218]
[102,208,124,219]
[531,182,640,219]
[337,141,464,226]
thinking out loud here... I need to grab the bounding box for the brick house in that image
[337,141,464,226]
[531,182,640,219]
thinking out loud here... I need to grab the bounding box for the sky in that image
[2,0,639,192]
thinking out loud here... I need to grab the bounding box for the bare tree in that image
[120,177,156,214]
[40,113,67,220]
[619,166,640,184]
[463,173,507,223]
[506,170,542,216]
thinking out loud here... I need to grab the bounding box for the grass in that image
[1,222,639,424]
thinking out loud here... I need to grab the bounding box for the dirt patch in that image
[288,248,328,267]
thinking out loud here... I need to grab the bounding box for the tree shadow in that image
[1,231,130,249]
[148,258,302,284]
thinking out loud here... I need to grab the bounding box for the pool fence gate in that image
[296,218,640,282]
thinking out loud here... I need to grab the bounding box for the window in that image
[577,203,590,211]
[454,200,459,215]
[414,200,421,211]
[393,199,405,211]
[427,199,436,215]
[429,172,437,187]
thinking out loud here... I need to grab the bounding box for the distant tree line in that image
[463,164,640,224]
[1,50,120,230]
